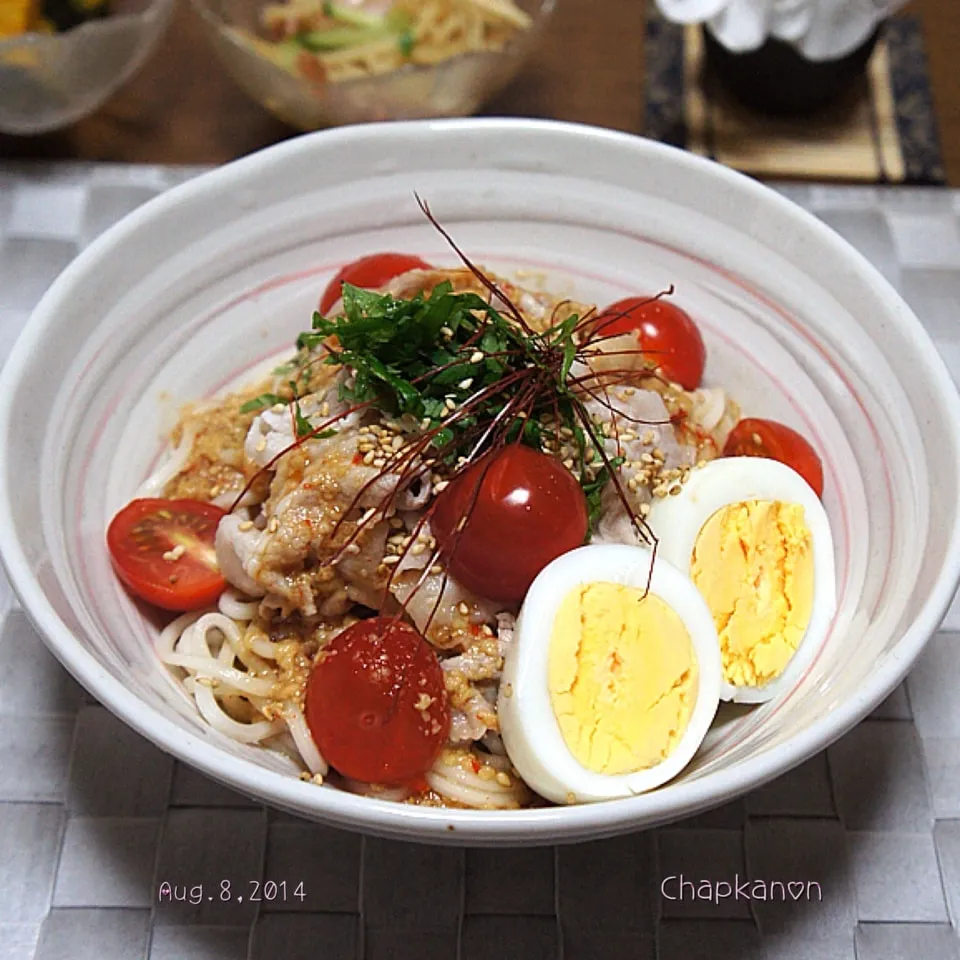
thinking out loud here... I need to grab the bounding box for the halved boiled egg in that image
[647,457,836,704]
[497,544,721,804]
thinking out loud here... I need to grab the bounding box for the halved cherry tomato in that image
[723,418,825,498]
[319,253,432,314]
[593,296,706,390]
[432,445,588,603]
[305,618,449,784]
[107,498,227,611]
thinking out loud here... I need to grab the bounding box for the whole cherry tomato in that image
[319,253,432,314]
[593,296,706,390]
[305,618,449,785]
[432,445,588,603]
[723,418,824,498]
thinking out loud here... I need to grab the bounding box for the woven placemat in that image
[1,166,959,959]
[645,14,946,185]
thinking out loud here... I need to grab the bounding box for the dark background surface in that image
[1,0,957,184]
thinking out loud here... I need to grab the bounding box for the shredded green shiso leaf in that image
[242,280,633,534]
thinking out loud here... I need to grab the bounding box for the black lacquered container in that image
[702,24,882,116]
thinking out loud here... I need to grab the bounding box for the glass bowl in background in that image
[189,0,554,128]
[0,0,175,136]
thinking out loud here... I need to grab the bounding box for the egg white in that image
[647,457,837,704]
[497,544,722,804]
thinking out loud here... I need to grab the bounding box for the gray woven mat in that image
[0,165,958,960]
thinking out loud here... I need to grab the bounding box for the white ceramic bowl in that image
[2,120,959,845]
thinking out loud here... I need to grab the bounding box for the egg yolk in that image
[548,582,698,776]
[691,499,814,688]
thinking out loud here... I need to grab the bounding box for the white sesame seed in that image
[444,398,457,412]
[458,378,474,390]
[469,351,484,364]
[382,555,401,565]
